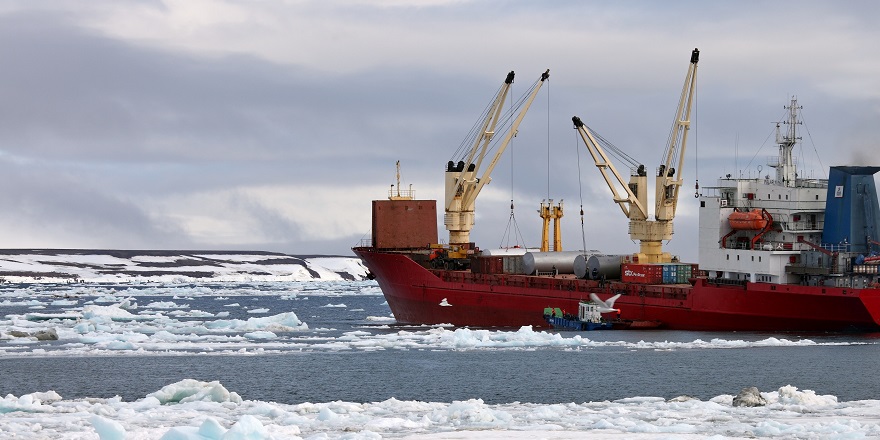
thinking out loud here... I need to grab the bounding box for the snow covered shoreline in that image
[0,249,368,283]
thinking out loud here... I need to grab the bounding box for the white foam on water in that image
[2,283,870,358]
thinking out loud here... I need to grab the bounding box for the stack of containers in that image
[621,263,693,284]
[661,263,692,284]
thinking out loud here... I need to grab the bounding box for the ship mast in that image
[389,160,413,201]
[773,97,802,187]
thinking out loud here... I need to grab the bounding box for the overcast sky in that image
[1,1,879,260]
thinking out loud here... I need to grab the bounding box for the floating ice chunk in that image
[91,415,125,440]
[3,299,42,306]
[197,418,227,439]
[119,298,138,310]
[365,315,395,322]
[146,301,188,309]
[147,379,243,405]
[0,390,63,414]
[428,398,513,428]
[206,312,307,332]
[159,417,228,440]
[103,340,138,350]
[318,406,339,421]
[225,414,269,439]
[321,303,347,308]
[25,391,62,404]
[25,312,83,321]
[82,304,138,321]
[363,416,425,432]
[168,309,214,318]
[244,331,277,340]
[73,322,96,333]
[247,308,270,314]
[772,385,838,408]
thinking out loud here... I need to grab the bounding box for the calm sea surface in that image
[3,287,879,404]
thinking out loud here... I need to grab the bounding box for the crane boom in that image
[572,117,647,220]
[464,69,550,209]
[656,48,700,221]
[461,71,516,186]
[445,69,550,245]
[572,48,699,263]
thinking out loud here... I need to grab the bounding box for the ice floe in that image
[0,381,876,439]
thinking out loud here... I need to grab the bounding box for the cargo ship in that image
[353,49,880,331]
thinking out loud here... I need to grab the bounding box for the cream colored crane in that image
[572,48,699,263]
[445,69,550,245]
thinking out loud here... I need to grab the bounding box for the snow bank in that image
[0,251,369,283]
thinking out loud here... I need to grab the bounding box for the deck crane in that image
[444,69,550,248]
[572,48,699,264]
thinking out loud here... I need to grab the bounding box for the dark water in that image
[2,344,878,404]
[2,287,880,404]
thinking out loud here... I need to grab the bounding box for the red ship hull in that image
[354,247,880,331]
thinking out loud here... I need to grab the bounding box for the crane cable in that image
[575,128,587,255]
[694,78,700,198]
[546,77,551,202]
[499,81,527,249]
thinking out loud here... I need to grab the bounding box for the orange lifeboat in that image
[728,209,769,230]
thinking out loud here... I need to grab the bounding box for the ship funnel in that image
[822,166,880,253]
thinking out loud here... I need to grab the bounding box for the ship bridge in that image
[699,166,880,287]
[697,99,880,287]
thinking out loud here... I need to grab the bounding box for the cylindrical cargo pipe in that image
[585,254,627,280]
[481,247,536,257]
[572,252,603,279]
[522,251,584,275]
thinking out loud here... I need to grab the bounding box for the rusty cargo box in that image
[471,256,523,274]
[372,199,438,249]
[471,256,503,274]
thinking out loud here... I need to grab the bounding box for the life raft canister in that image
[728,209,769,230]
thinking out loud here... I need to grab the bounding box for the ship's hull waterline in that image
[355,248,880,331]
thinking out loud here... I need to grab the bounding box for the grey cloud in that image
[0,160,192,248]
[0,2,879,258]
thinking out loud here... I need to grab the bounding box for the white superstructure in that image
[698,98,829,284]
